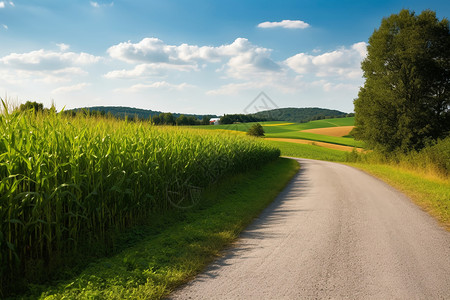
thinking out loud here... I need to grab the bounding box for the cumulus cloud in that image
[220,38,282,79]
[257,20,310,29]
[105,37,365,99]
[107,37,209,65]
[104,63,196,79]
[0,49,101,71]
[107,37,282,80]
[57,43,70,52]
[115,81,194,93]
[0,1,14,8]
[285,42,367,79]
[0,49,100,85]
[52,83,90,94]
[0,67,88,85]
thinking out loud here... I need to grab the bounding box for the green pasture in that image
[264,140,348,162]
[197,117,362,148]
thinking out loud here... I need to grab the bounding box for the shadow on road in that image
[174,158,312,284]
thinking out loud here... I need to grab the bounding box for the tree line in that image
[219,114,268,124]
[152,112,214,125]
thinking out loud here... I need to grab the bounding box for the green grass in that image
[347,163,450,230]
[198,117,363,148]
[266,132,364,148]
[16,158,299,299]
[264,140,348,162]
[201,117,354,132]
[308,117,355,127]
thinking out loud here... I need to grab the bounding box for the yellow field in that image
[301,126,354,137]
[265,137,364,152]
[264,123,295,126]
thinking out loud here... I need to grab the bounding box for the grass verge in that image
[264,140,348,162]
[346,163,450,231]
[16,157,299,299]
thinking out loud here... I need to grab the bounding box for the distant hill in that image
[253,107,351,123]
[66,106,351,123]
[68,106,218,120]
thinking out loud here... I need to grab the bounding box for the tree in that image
[19,101,44,113]
[176,114,188,126]
[152,115,161,125]
[201,115,214,125]
[159,112,175,125]
[219,115,233,124]
[186,116,199,125]
[247,123,265,137]
[353,9,450,152]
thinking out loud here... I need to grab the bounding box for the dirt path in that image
[265,137,364,152]
[169,158,450,299]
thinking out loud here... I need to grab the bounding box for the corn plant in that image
[0,106,280,294]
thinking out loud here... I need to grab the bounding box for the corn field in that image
[0,107,280,294]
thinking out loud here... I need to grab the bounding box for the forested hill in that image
[67,106,350,123]
[69,106,218,120]
[253,107,351,123]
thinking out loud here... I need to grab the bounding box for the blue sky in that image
[1,0,449,114]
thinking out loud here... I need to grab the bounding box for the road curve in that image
[169,158,450,299]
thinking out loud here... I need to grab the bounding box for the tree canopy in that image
[353,9,450,152]
[19,101,44,113]
[247,123,265,137]
[253,107,349,123]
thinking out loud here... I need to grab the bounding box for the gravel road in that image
[169,158,450,299]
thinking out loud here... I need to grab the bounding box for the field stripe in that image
[265,137,364,152]
[301,126,354,137]
[263,123,295,127]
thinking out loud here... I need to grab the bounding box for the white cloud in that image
[53,67,88,77]
[0,67,88,85]
[2,24,7,30]
[0,49,100,85]
[1,49,101,71]
[104,63,196,79]
[218,38,282,79]
[351,41,368,58]
[115,81,194,93]
[57,43,70,52]
[285,42,367,79]
[107,37,282,80]
[52,83,90,94]
[108,37,199,65]
[90,1,114,8]
[206,82,261,96]
[0,1,13,8]
[257,20,310,29]
[310,80,359,92]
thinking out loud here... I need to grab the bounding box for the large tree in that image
[353,9,450,152]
